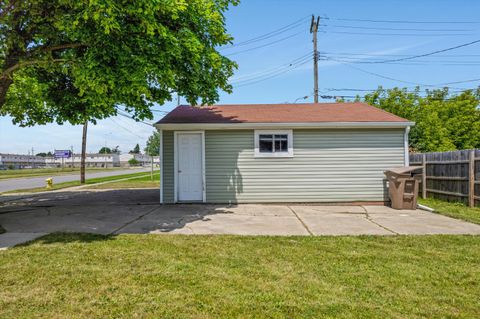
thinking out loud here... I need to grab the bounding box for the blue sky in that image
[1,0,480,154]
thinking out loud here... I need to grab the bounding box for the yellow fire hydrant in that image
[45,178,53,189]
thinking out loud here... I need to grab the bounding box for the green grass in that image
[0,167,124,180]
[0,234,479,318]
[86,173,160,189]
[1,172,153,194]
[419,198,480,225]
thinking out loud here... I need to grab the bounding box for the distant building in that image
[45,153,120,168]
[0,153,46,169]
[119,153,160,167]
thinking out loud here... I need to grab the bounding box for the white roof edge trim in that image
[155,121,415,130]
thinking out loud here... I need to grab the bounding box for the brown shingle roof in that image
[156,102,409,124]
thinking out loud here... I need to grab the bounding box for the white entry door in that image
[177,132,203,201]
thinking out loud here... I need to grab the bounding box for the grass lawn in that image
[86,172,160,189]
[1,234,479,318]
[1,171,152,194]
[0,167,123,180]
[419,198,480,225]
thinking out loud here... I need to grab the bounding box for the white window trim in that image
[254,130,293,158]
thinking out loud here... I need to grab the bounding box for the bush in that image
[128,158,140,166]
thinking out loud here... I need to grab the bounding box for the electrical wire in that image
[325,17,480,24]
[231,52,312,82]
[231,53,312,87]
[233,58,311,88]
[325,31,471,37]
[225,31,306,57]
[323,57,480,88]
[325,24,473,32]
[109,118,146,139]
[324,57,428,86]
[319,51,480,58]
[220,15,310,49]
[325,39,480,64]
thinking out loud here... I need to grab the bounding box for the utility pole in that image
[71,145,74,168]
[80,121,88,184]
[177,93,180,106]
[310,15,320,103]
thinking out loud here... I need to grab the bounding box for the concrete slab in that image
[218,204,294,216]
[178,213,310,236]
[366,209,480,235]
[2,189,480,244]
[290,205,366,214]
[0,232,47,250]
[291,206,393,235]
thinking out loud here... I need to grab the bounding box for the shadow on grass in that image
[18,232,117,247]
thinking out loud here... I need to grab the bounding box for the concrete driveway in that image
[1,189,480,248]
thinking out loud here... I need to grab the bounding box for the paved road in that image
[0,168,149,193]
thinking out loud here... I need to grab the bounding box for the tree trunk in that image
[0,77,13,108]
[80,121,88,184]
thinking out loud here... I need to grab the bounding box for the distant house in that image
[155,103,413,204]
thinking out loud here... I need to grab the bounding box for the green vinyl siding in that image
[205,129,404,203]
[162,130,174,203]
[161,128,405,203]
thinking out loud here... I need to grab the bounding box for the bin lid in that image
[386,166,422,174]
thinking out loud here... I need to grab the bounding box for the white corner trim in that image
[156,121,415,131]
[159,129,163,204]
[173,132,178,203]
[254,130,293,158]
[173,131,206,203]
[404,126,410,166]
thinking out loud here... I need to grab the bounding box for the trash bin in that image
[384,167,422,210]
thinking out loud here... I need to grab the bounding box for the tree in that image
[1,1,238,182]
[130,144,140,154]
[128,158,140,166]
[364,87,480,152]
[99,147,112,154]
[145,132,160,156]
[0,0,238,125]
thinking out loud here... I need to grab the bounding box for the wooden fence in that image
[409,149,480,207]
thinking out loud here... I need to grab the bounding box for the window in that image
[254,130,293,157]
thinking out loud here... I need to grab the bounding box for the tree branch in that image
[1,59,70,79]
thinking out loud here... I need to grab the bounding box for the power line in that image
[220,15,310,49]
[325,31,471,37]
[324,57,427,86]
[109,118,146,139]
[115,108,154,127]
[323,57,480,88]
[319,51,480,58]
[325,17,480,24]
[321,56,480,66]
[234,59,311,88]
[225,31,306,57]
[232,53,312,87]
[327,39,480,64]
[231,52,312,82]
[326,24,473,32]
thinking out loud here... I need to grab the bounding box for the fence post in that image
[469,150,475,207]
[422,153,427,199]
